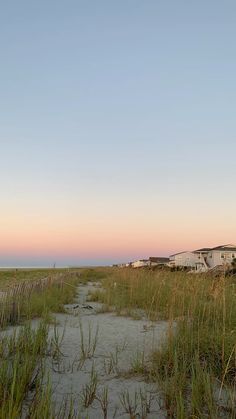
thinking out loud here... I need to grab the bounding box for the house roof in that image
[149,257,170,263]
[194,248,212,253]
[211,244,236,251]
[194,244,236,253]
[169,251,191,257]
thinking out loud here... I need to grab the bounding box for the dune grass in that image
[0,321,50,418]
[1,265,235,416]
[0,266,111,417]
[20,277,79,320]
[0,269,88,417]
[89,267,236,417]
[15,267,110,322]
[0,268,73,290]
[0,270,84,327]
[0,267,110,328]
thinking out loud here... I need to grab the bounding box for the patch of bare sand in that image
[47,283,170,418]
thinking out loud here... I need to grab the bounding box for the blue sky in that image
[0,1,236,266]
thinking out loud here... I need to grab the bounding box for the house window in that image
[221,253,225,259]
[232,254,235,259]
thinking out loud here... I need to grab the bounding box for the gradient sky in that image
[1,1,236,266]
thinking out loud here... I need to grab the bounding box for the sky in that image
[0,1,236,267]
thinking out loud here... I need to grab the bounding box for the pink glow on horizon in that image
[1,227,235,262]
[1,207,235,262]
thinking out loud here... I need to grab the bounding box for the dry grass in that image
[0,268,73,290]
[1,265,235,416]
[0,321,50,418]
[89,267,236,417]
[0,270,84,327]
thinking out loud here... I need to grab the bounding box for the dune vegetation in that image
[0,270,84,327]
[0,267,235,418]
[88,267,236,417]
[0,268,85,418]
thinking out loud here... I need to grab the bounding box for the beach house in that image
[170,244,236,272]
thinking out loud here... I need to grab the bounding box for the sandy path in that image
[47,282,169,418]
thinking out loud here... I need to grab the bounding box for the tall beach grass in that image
[89,267,236,417]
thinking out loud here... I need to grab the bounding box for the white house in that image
[169,251,199,268]
[193,245,236,271]
[131,259,149,268]
[170,244,236,272]
[149,256,170,267]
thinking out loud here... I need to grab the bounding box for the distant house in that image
[170,244,236,272]
[131,259,149,268]
[148,257,170,267]
[169,251,198,269]
[116,262,133,268]
[131,257,169,268]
